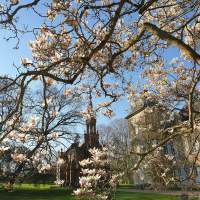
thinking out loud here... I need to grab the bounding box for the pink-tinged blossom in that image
[74,147,121,200]
[11,153,26,163]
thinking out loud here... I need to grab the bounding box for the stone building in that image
[59,101,101,187]
[126,99,200,189]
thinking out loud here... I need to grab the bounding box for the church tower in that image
[84,94,99,147]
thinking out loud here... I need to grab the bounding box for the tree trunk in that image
[7,141,42,189]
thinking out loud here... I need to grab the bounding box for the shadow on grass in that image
[0,187,74,200]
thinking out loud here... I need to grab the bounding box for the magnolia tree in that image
[1,0,200,121]
[0,84,83,187]
[142,146,177,190]
[73,148,121,200]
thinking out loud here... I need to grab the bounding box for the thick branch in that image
[139,0,157,14]
[144,22,200,64]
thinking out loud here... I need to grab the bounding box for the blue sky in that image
[0,2,133,128]
[0,3,181,128]
[0,30,129,127]
[0,32,180,127]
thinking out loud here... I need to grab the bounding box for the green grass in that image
[0,183,191,200]
[14,183,54,190]
[0,184,73,200]
[116,190,179,200]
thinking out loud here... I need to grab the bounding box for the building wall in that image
[128,107,170,152]
[127,106,200,188]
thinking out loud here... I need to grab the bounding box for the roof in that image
[125,99,157,119]
[125,106,146,119]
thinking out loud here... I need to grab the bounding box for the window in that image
[194,141,200,152]
[195,167,200,184]
[179,167,187,181]
[135,124,139,135]
[163,142,175,155]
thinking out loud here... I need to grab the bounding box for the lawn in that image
[116,192,178,200]
[0,184,185,200]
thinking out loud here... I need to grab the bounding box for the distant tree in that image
[98,119,133,184]
[0,84,83,187]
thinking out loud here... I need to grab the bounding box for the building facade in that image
[126,101,200,189]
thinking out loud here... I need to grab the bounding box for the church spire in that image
[84,92,99,147]
[86,93,96,134]
[86,92,95,119]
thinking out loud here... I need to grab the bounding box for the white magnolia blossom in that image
[8,130,16,139]
[38,164,51,173]
[57,158,65,166]
[0,146,10,153]
[165,155,174,161]
[63,89,71,96]
[54,179,64,185]
[52,132,59,140]
[79,158,93,167]
[74,147,121,200]
[10,0,18,5]
[11,153,26,163]
[27,116,37,129]
[20,58,32,67]
[17,133,28,142]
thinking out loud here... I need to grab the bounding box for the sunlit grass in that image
[116,190,179,200]
[14,183,53,190]
[0,183,194,200]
